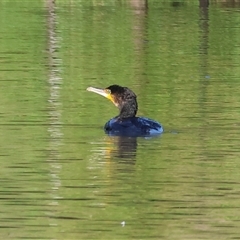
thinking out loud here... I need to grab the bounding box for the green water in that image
[1,0,240,239]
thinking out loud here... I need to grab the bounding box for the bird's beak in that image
[87,87,115,104]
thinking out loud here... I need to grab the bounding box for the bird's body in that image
[104,117,163,136]
[87,85,163,137]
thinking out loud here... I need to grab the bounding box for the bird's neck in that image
[118,100,138,119]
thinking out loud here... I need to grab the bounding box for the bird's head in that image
[87,85,138,117]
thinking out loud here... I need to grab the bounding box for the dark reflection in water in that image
[107,136,137,161]
[219,1,240,8]
[199,1,210,81]
[171,1,185,7]
[199,0,209,8]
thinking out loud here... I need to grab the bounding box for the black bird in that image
[87,85,163,136]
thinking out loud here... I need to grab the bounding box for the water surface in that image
[0,1,240,239]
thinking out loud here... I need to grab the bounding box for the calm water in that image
[1,0,240,239]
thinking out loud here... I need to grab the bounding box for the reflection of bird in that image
[87,85,163,136]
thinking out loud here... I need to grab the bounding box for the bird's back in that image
[104,117,163,136]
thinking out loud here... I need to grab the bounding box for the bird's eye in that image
[105,89,111,94]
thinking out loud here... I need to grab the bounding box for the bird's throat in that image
[118,100,138,118]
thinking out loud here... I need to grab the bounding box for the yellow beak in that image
[87,87,115,104]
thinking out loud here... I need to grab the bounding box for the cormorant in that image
[87,85,163,136]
